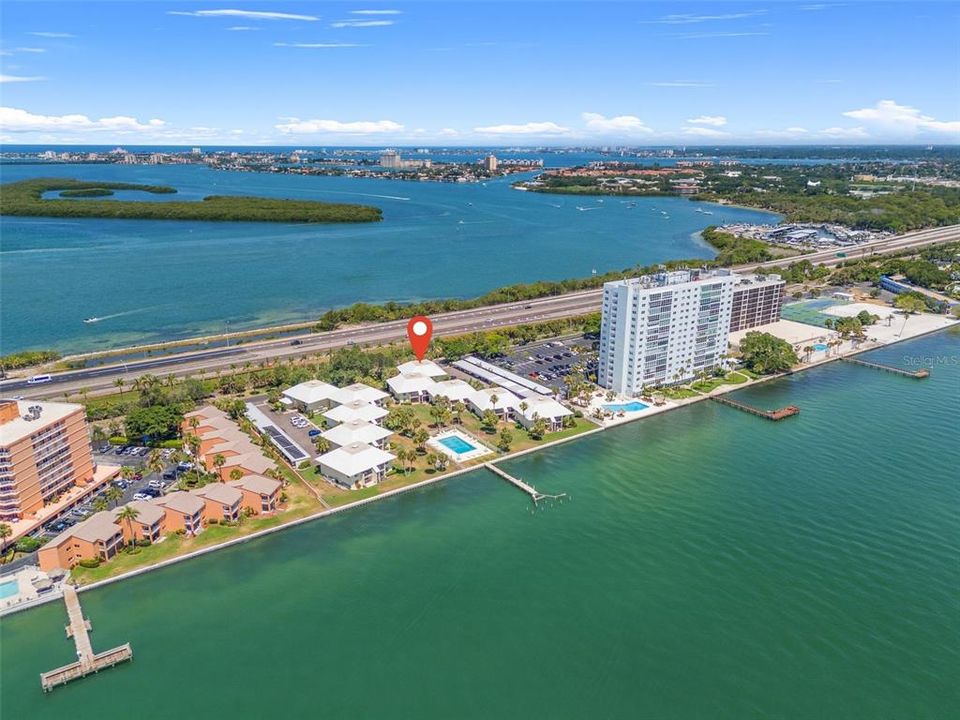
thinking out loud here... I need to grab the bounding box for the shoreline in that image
[3,320,954,618]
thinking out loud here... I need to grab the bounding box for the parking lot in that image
[253,401,320,461]
[32,446,181,540]
[492,337,598,395]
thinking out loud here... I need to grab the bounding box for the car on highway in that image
[290,339,303,346]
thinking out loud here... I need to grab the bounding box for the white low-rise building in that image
[317,442,395,489]
[466,388,521,420]
[281,380,339,412]
[396,359,447,378]
[387,372,437,403]
[331,382,389,407]
[323,400,389,427]
[516,397,573,432]
[320,419,393,450]
[426,379,475,403]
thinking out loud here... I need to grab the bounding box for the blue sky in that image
[1,1,958,145]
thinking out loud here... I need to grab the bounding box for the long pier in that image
[40,585,133,692]
[485,463,565,503]
[711,395,800,421]
[841,357,930,378]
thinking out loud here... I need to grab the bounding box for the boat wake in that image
[82,307,153,324]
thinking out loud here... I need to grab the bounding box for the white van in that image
[27,374,52,385]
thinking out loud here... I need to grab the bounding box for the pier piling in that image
[710,396,800,421]
[841,357,929,378]
[40,586,133,692]
[485,463,565,503]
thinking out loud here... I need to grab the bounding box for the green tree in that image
[229,468,244,482]
[738,332,800,375]
[212,453,226,481]
[93,497,109,512]
[124,404,183,442]
[497,428,513,452]
[0,522,12,549]
[116,505,141,542]
[481,410,499,432]
[413,428,429,453]
[106,485,123,508]
[894,293,927,315]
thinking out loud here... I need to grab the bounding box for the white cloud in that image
[331,20,394,28]
[15,47,47,53]
[473,121,570,135]
[687,115,727,126]
[646,11,767,24]
[274,42,365,48]
[754,127,809,139]
[0,75,45,83]
[0,107,166,133]
[167,9,318,21]
[817,126,869,139]
[682,127,730,138]
[227,26,259,31]
[27,32,75,38]
[582,112,653,135]
[842,99,960,134]
[648,81,715,88]
[275,117,404,134]
[350,9,403,15]
[438,128,459,137]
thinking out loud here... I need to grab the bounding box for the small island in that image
[0,178,382,223]
[58,187,118,198]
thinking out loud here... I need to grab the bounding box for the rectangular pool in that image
[438,435,477,454]
[603,401,649,413]
[0,580,19,600]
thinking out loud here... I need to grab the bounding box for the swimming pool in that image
[814,343,829,351]
[603,401,649,413]
[0,580,19,600]
[438,435,477,454]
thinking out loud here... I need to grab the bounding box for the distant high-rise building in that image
[380,150,401,168]
[191,147,202,155]
[483,154,498,172]
[598,269,737,394]
[0,400,95,521]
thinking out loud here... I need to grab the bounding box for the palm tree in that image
[394,448,408,474]
[803,345,815,362]
[0,522,12,550]
[117,505,140,544]
[489,393,499,418]
[212,453,226,481]
[435,454,449,472]
[146,449,165,478]
[519,401,529,419]
[452,402,466,425]
[414,428,429,452]
[425,452,438,471]
[93,497,108,512]
[120,465,136,483]
[114,377,125,398]
[313,436,331,455]
[229,468,244,482]
[106,485,123,508]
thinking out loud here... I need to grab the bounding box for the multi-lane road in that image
[4,224,957,400]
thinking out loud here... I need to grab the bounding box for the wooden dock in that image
[841,357,930,378]
[40,585,132,692]
[485,463,565,503]
[711,395,800,421]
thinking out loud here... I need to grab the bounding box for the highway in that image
[4,224,956,400]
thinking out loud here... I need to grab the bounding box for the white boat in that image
[704,211,713,215]
[83,317,100,324]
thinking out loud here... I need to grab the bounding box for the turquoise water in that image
[0,163,778,353]
[0,580,18,599]
[3,329,956,718]
[603,400,650,412]
[438,435,477,454]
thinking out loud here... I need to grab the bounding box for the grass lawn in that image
[724,371,751,384]
[661,386,700,400]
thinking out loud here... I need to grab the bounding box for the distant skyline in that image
[1,1,958,146]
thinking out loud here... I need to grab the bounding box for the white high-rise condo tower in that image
[598,269,737,395]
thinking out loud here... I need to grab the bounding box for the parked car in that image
[162,471,176,480]
[308,429,321,437]
[132,492,150,501]
[141,488,162,498]
[148,479,165,489]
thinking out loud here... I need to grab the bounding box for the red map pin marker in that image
[406,315,433,361]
